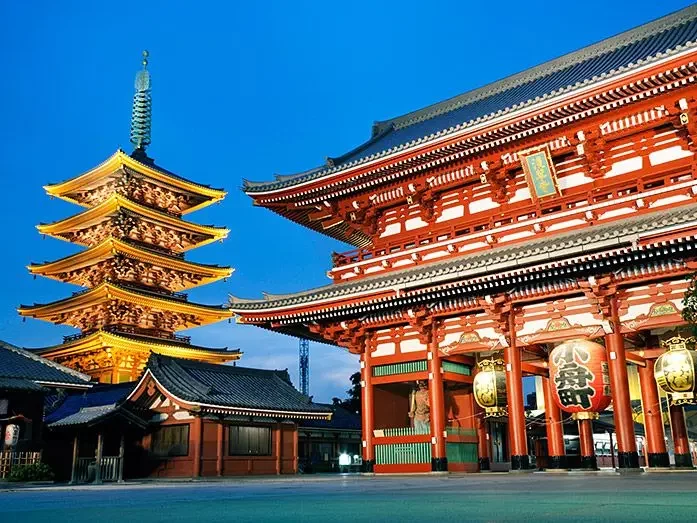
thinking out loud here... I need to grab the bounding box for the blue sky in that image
[1,0,694,402]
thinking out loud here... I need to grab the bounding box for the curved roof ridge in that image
[376,4,697,133]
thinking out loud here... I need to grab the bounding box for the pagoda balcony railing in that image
[123,238,185,259]
[71,284,188,301]
[64,327,191,345]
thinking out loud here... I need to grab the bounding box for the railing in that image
[63,327,191,345]
[375,443,431,465]
[374,426,430,437]
[74,456,122,483]
[372,360,428,377]
[330,157,697,270]
[442,361,472,376]
[0,451,42,479]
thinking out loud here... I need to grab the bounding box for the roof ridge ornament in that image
[130,50,152,161]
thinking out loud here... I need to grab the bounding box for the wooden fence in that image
[0,450,42,479]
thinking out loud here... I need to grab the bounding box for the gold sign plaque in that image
[520,145,560,200]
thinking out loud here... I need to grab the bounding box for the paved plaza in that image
[1,472,697,522]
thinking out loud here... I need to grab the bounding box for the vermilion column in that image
[216,421,224,477]
[361,345,375,472]
[429,334,447,471]
[192,417,203,477]
[474,402,491,471]
[542,376,566,469]
[637,362,669,468]
[275,423,283,474]
[605,297,639,468]
[505,311,529,470]
[578,419,598,470]
[669,404,693,468]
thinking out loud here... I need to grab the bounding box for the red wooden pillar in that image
[505,311,529,470]
[669,404,693,468]
[578,419,598,470]
[637,362,669,468]
[360,345,375,472]
[275,423,283,474]
[292,424,299,474]
[605,297,639,469]
[216,421,224,477]
[474,403,491,471]
[192,417,203,478]
[429,333,447,471]
[542,376,566,469]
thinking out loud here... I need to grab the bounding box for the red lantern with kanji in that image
[548,339,612,419]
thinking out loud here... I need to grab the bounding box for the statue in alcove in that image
[409,380,430,434]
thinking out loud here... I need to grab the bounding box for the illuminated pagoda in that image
[20,52,238,383]
[233,6,697,473]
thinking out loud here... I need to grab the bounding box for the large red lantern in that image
[548,339,612,419]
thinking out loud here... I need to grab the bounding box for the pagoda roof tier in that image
[230,201,697,329]
[45,150,226,215]
[37,194,229,252]
[243,6,697,198]
[19,281,232,331]
[37,330,241,365]
[28,237,233,291]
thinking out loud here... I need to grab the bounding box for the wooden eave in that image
[36,194,229,251]
[37,330,241,364]
[27,237,233,288]
[18,281,233,328]
[44,150,226,215]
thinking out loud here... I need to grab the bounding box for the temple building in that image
[20,52,238,383]
[231,6,697,473]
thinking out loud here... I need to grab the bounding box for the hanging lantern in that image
[548,339,611,420]
[473,359,508,417]
[655,336,697,405]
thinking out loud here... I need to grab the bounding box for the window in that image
[228,425,271,456]
[151,424,189,457]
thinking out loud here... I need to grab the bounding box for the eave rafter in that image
[18,281,232,329]
[45,150,226,215]
[28,237,233,290]
[37,193,229,251]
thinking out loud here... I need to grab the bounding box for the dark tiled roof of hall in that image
[230,201,697,309]
[146,353,332,415]
[244,5,697,193]
[0,340,92,389]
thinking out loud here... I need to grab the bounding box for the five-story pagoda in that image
[19,52,239,383]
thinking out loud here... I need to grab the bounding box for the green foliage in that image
[331,371,361,414]
[682,274,697,335]
[6,462,55,482]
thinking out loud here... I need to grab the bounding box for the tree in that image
[331,371,361,414]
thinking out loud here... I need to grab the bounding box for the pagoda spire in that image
[130,50,152,160]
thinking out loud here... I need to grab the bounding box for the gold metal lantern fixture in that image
[473,358,508,417]
[655,336,697,405]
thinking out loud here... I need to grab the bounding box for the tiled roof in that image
[230,202,697,311]
[45,382,146,428]
[0,340,92,388]
[45,382,134,424]
[146,353,332,417]
[299,404,361,431]
[0,376,46,392]
[244,5,697,193]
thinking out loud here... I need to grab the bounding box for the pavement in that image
[1,472,697,522]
